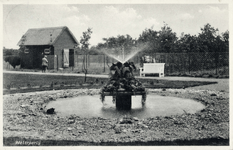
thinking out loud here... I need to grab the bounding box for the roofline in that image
[27,26,67,30]
[66,27,79,44]
[52,26,78,45]
[17,26,78,46]
[18,44,53,46]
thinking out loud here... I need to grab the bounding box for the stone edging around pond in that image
[3,88,229,145]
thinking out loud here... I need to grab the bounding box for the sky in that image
[2,2,230,49]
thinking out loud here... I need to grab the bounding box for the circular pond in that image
[46,95,205,119]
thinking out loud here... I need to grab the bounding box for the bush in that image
[4,56,21,69]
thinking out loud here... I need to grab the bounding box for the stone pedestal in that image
[116,95,132,110]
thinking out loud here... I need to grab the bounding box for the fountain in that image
[99,44,149,109]
[100,61,146,110]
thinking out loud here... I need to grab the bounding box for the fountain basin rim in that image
[102,91,146,96]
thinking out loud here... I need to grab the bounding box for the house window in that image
[44,48,51,54]
[24,48,29,53]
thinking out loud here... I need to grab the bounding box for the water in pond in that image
[46,95,205,119]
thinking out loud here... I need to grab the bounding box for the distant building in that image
[17,26,79,69]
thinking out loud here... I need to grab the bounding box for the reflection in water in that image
[46,95,205,119]
[100,106,146,118]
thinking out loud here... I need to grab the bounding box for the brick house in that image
[17,26,79,69]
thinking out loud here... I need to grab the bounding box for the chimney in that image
[50,32,52,43]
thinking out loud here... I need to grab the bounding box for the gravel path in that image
[3,88,229,146]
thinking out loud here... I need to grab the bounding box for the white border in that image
[0,0,232,150]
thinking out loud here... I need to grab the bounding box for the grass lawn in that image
[3,72,219,94]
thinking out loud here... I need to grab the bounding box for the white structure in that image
[63,49,69,68]
[140,63,165,77]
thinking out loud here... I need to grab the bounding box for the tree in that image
[137,23,178,54]
[177,34,200,53]
[221,30,229,52]
[98,34,136,61]
[198,23,219,52]
[197,24,229,74]
[157,23,178,53]
[89,46,100,55]
[137,27,159,54]
[80,28,93,82]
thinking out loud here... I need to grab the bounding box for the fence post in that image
[215,52,218,75]
[103,55,105,73]
[88,54,90,67]
[188,52,190,74]
[57,55,58,71]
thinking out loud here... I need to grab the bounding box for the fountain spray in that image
[100,45,147,110]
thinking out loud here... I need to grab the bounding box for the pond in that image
[46,95,205,119]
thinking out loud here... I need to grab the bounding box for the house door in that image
[54,55,58,70]
[46,55,54,69]
[69,49,74,67]
[63,49,69,68]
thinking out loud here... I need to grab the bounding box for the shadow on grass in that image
[4,137,229,146]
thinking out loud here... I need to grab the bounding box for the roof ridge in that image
[28,26,67,30]
[17,26,78,46]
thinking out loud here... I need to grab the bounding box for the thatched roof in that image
[17,26,78,46]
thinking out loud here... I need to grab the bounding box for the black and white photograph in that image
[1,0,231,148]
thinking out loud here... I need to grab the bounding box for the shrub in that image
[4,56,21,69]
